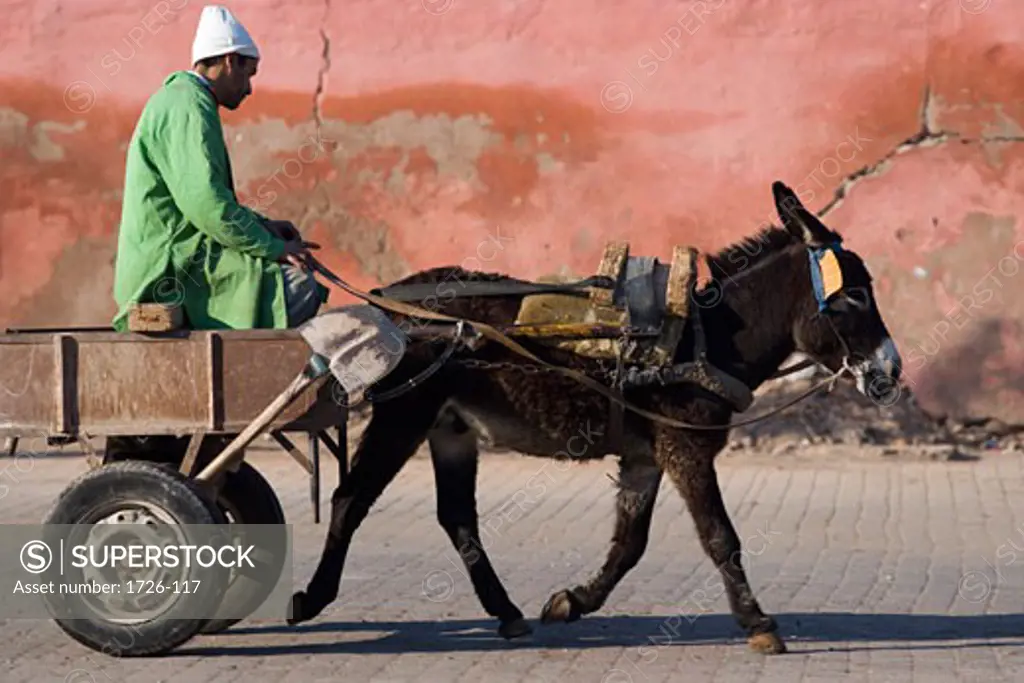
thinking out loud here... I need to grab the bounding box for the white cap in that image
[191,5,260,66]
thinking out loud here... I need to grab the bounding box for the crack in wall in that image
[817,86,1024,219]
[313,0,331,132]
[920,83,936,134]
[806,83,1024,424]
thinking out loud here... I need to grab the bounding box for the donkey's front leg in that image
[663,448,785,654]
[541,457,662,624]
[288,400,435,625]
[428,411,530,639]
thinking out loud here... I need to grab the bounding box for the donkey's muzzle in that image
[874,336,902,383]
[856,336,903,406]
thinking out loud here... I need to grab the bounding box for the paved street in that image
[3,443,1024,682]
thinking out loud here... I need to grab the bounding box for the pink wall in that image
[2,0,1023,424]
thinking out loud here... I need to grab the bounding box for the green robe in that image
[112,70,323,331]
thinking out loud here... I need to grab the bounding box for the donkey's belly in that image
[441,398,611,459]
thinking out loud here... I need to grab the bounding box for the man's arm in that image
[156,101,286,262]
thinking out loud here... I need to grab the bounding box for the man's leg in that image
[282,263,323,327]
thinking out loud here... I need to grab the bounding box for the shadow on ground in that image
[179,612,1024,657]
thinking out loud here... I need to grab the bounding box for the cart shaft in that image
[194,363,321,482]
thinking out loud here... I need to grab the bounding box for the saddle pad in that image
[298,304,408,399]
[516,256,669,328]
[512,243,697,362]
[512,274,622,359]
[512,259,665,360]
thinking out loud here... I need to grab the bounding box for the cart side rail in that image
[0,329,343,439]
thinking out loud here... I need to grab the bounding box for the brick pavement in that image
[2,443,1024,683]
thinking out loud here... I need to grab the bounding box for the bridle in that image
[807,240,870,382]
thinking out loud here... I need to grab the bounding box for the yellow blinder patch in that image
[818,249,844,299]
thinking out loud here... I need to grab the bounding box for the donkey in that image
[287,181,903,654]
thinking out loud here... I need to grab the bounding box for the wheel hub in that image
[72,501,190,624]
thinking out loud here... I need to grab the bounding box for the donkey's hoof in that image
[748,631,787,654]
[499,617,533,640]
[540,590,582,624]
[287,591,312,626]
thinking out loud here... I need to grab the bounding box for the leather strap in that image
[371,275,615,302]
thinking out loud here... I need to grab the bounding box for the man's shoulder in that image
[143,71,217,120]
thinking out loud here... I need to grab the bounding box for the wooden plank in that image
[316,429,345,460]
[0,328,339,438]
[76,334,207,431]
[52,335,65,435]
[220,335,320,428]
[52,334,77,435]
[127,303,184,332]
[665,245,697,319]
[207,332,223,432]
[496,322,633,339]
[270,431,314,475]
[179,429,207,476]
[590,241,629,306]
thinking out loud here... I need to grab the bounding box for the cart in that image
[0,315,370,654]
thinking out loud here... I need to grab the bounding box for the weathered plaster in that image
[2,0,1024,423]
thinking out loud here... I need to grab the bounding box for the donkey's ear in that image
[771,180,839,246]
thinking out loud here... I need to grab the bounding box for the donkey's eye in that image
[844,288,870,309]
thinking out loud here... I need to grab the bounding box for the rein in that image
[306,257,855,432]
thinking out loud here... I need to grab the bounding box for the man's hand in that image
[267,219,319,270]
[277,239,321,270]
[265,220,301,242]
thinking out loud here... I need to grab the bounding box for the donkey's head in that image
[770,181,902,404]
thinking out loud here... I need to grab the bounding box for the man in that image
[112,4,328,331]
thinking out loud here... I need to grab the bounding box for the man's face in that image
[221,54,258,110]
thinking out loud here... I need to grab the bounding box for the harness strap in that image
[371,275,615,301]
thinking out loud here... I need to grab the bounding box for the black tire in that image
[40,461,231,657]
[100,436,289,635]
[199,461,288,635]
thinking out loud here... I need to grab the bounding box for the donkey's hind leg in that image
[541,456,662,624]
[428,409,531,639]
[289,395,441,625]
[657,430,786,654]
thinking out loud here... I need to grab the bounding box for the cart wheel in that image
[199,461,288,635]
[39,460,231,657]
